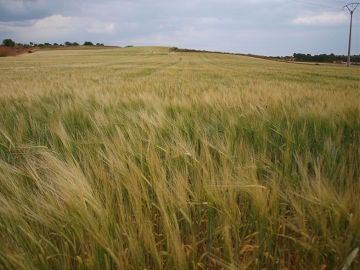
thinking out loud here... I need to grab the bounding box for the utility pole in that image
[344,3,359,67]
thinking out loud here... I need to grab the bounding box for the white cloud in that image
[0,14,116,42]
[87,21,115,34]
[292,12,347,25]
[198,17,220,24]
[33,14,77,32]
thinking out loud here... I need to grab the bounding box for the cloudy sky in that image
[0,0,359,56]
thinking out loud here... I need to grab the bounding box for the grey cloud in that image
[0,0,83,21]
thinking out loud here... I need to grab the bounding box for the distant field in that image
[0,47,359,269]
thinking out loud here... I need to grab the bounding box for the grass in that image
[0,46,359,269]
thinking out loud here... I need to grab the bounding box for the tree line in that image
[171,47,360,64]
[2,39,104,48]
[293,53,360,63]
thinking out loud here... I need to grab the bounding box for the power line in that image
[344,2,359,67]
[289,0,340,11]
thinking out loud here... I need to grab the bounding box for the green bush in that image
[2,38,15,47]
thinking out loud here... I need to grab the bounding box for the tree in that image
[2,39,15,47]
[83,41,94,46]
[65,41,79,46]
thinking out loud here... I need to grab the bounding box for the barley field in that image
[0,47,359,269]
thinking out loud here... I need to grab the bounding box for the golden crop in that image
[0,47,359,269]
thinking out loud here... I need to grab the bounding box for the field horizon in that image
[3,44,360,66]
[0,46,359,269]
